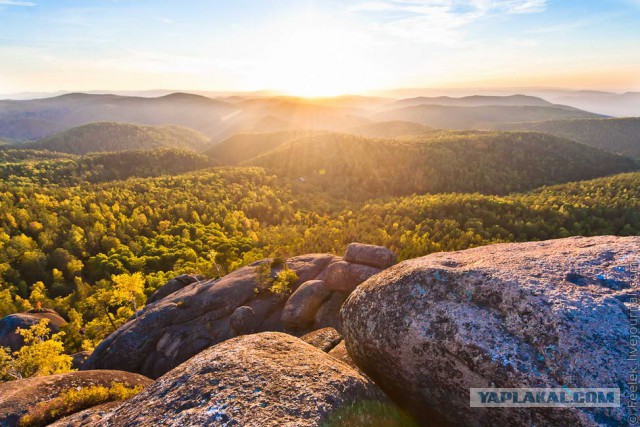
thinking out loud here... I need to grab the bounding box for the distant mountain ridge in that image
[385,94,554,109]
[550,91,640,117]
[374,105,603,130]
[500,117,640,159]
[0,93,234,141]
[0,92,608,141]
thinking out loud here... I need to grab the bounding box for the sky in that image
[0,0,639,96]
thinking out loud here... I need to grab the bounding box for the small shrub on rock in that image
[18,382,144,427]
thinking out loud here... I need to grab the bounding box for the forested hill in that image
[499,117,640,159]
[18,122,211,154]
[0,148,213,185]
[346,121,433,138]
[246,131,638,199]
[205,130,328,165]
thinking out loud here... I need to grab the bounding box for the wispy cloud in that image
[0,0,37,6]
[349,0,547,43]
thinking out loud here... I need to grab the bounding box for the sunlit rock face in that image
[84,243,395,378]
[341,236,638,427]
[83,332,405,427]
[0,370,152,426]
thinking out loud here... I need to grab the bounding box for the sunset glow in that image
[0,1,639,95]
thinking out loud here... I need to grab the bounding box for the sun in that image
[255,19,379,98]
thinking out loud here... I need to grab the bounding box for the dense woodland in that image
[246,131,637,199]
[0,154,639,352]
[0,149,213,185]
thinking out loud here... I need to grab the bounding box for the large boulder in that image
[0,370,152,427]
[84,254,340,378]
[0,308,67,352]
[86,332,409,426]
[344,243,397,269]
[229,305,257,335]
[341,236,638,426]
[281,279,331,330]
[325,261,381,293]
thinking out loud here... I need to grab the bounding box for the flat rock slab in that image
[342,236,639,426]
[88,332,406,427]
[0,370,152,426]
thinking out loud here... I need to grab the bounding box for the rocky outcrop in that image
[85,332,406,427]
[0,370,152,426]
[344,242,397,269]
[0,308,67,352]
[85,244,394,378]
[341,236,639,426]
[301,327,342,352]
[146,274,205,304]
[325,261,381,293]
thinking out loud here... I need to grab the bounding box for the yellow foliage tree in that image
[0,319,72,381]
[110,272,146,318]
[28,281,49,307]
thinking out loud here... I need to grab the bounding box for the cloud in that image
[349,0,547,43]
[0,0,37,6]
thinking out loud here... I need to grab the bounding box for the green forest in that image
[0,123,638,358]
[1,152,639,351]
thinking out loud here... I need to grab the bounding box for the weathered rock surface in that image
[229,305,257,335]
[281,280,331,330]
[0,308,67,352]
[325,261,381,293]
[313,291,348,332]
[0,370,152,426]
[87,332,404,427]
[301,327,342,352]
[328,341,360,370]
[342,236,639,426]
[85,244,394,378]
[344,242,397,269]
[48,402,122,427]
[147,274,205,304]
